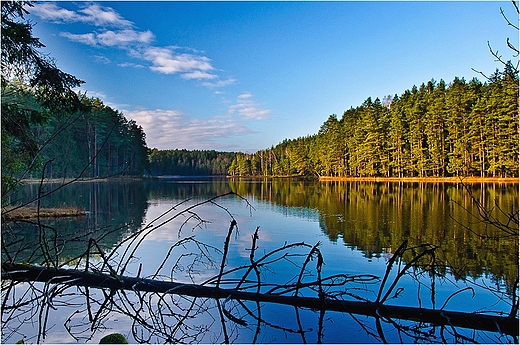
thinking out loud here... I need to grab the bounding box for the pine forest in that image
[4,66,518,184]
[2,82,149,195]
[228,67,519,179]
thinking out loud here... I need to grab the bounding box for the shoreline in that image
[318,176,519,183]
[20,175,519,184]
[20,176,147,184]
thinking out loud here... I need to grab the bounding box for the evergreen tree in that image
[1,1,84,200]
[424,80,448,176]
[387,94,410,177]
[243,71,517,179]
[317,114,344,176]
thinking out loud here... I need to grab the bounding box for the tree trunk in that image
[3,262,518,336]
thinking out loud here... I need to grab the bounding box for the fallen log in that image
[2,262,518,336]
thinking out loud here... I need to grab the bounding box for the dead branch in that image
[3,262,518,336]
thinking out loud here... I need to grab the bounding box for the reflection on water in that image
[2,177,518,343]
[6,178,518,286]
[3,181,149,263]
[228,178,518,288]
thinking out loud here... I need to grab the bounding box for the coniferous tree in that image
[240,68,517,179]
[424,80,448,176]
[387,95,409,178]
[1,1,84,200]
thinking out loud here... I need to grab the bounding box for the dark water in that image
[2,178,518,343]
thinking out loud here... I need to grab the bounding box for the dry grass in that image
[2,206,86,221]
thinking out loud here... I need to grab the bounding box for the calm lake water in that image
[3,178,518,343]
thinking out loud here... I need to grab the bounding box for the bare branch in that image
[500,6,519,30]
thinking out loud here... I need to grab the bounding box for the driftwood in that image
[3,262,518,336]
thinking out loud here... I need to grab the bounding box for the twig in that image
[216,219,237,288]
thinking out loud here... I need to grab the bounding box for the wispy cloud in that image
[94,55,111,64]
[77,3,133,27]
[30,3,78,23]
[59,32,97,46]
[32,2,228,85]
[182,71,218,80]
[96,29,154,47]
[118,62,145,69]
[228,93,271,120]
[60,29,154,47]
[124,108,254,150]
[142,47,217,79]
[202,77,237,88]
[32,3,133,28]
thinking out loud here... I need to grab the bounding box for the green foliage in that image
[36,96,149,179]
[240,70,518,178]
[149,148,235,176]
[1,1,84,203]
[1,2,83,112]
[99,333,128,344]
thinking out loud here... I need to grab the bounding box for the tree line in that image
[148,148,235,176]
[229,66,518,178]
[1,83,150,200]
[39,95,149,179]
[1,2,149,204]
[2,82,149,184]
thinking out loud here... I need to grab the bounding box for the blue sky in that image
[29,1,517,152]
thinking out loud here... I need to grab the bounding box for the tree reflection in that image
[228,179,519,288]
[2,191,518,343]
[2,181,149,265]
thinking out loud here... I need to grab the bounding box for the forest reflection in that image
[7,178,518,290]
[228,178,519,289]
[3,178,518,344]
[4,181,149,264]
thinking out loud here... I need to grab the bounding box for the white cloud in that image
[202,77,237,88]
[118,62,145,69]
[32,3,133,28]
[143,47,215,76]
[31,3,79,22]
[124,108,254,150]
[94,55,111,64]
[97,29,154,46]
[238,93,253,99]
[61,29,154,47]
[78,3,133,27]
[228,93,271,120]
[181,71,218,80]
[32,2,236,88]
[60,32,97,46]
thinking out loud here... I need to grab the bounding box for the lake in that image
[2,178,518,343]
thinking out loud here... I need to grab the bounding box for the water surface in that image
[2,178,517,343]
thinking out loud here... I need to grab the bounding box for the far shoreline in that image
[318,176,519,183]
[20,175,519,184]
